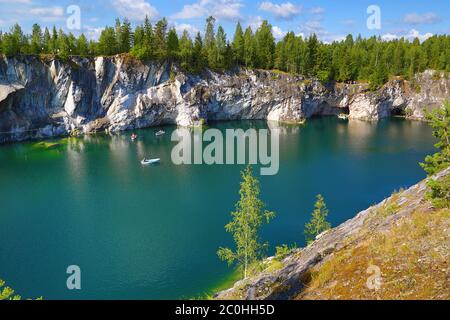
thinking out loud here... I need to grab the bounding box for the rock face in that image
[0,55,449,143]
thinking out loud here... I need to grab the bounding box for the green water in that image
[0,118,435,299]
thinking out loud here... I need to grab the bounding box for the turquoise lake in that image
[0,117,435,299]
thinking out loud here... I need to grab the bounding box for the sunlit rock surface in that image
[0,55,448,143]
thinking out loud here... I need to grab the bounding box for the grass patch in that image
[298,205,450,300]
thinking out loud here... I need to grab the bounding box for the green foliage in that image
[0,279,21,300]
[167,28,179,59]
[0,279,43,300]
[97,26,118,56]
[217,166,276,279]
[304,194,332,244]
[1,17,449,82]
[421,101,450,208]
[421,102,450,175]
[426,176,449,208]
[232,22,245,65]
[274,244,297,261]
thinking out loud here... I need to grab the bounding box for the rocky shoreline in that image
[0,54,449,143]
[215,167,450,300]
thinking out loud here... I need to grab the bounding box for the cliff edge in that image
[216,167,450,300]
[0,54,449,143]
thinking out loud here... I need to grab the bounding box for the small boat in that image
[338,114,349,120]
[141,158,161,165]
[155,130,166,137]
[131,133,138,141]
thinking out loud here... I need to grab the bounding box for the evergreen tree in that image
[421,101,450,208]
[217,166,275,279]
[76,34,89,56]
[204,16,217,68]
[179,30,193,71]
[167,27,179,59]
[153,18,168,60]
[42,27,51,53]
[1,24,24,56]
[50,26,58,54]
[97,27,118,56]
[117,18,132,53]
[214,26,227,69]
[1,16,449,86]
[232,22,245,65]
[243,27,256,68]
[254,20,275,69]
[304,195,331,244]
[30,23,42,54]
[306,34,319,76]
[192,32,206,72]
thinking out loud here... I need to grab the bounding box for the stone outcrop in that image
[0,54,449,143]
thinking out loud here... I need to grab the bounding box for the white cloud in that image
[112,0,160,22]
[310,6,325,15]
[404,12,441,25]
[298,19,345,43]
[381,33,398,41]
[300,20,326,36]
[173,23,200,37]
[381,29,434,42]
[245,15,264,31]
[83,26,105,40]
[272,26,286,39]
[28,6,65,22]
[172,0,243,21]
[259,1,301,20]
[0,0,31,3]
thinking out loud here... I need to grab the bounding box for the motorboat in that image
[141,158,161,165]
[155,130,166,137]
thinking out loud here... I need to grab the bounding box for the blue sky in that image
[0,0,448,42]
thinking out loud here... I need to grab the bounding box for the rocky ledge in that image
[0,54,449,143]
[215,167,450,300]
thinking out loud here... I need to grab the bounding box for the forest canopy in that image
[1,16,449,89]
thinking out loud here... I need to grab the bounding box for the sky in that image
[0,0,448,43]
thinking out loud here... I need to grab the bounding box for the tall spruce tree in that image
[304,195,331,244]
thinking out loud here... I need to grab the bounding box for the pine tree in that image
[232,22,245,65]
[306,34,319,76]
[97,27,118,56]
[243,27,256,68]
[133,25,145,47]
[214,26,227,69]
[217,166,275,279]
[254,20,275,69]
[42,27,51,53]
[117,18,132,53]
[77,34,89,56]
[143,15,154,57]
[192,32,206,72]
[50,26,58,54]
[30,24,42,54]
[57,28,70,59]
[153,18,168,60]
[179,30,193,71]
[204,16,217,68]
[420,101,450,208]
[167,28,179,59]
[304,194,331,244]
